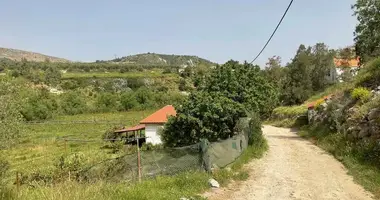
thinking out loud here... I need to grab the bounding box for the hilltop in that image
[0,47,70,62]
[99,53,216,67]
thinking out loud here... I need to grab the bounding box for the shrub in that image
[134,87,154,109]
[351,87,371,102]
[120,91,138,111]
[314,98,325,109]
[0,157,12,199]
[355,58,380,88]
[95,93,120,112]
[60,91,88,115]
[21,90,58,121]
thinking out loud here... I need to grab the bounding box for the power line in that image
[249,0,294,64]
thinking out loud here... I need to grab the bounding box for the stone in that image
[369,125,380,136]
[368,108,380,121]
[208,178,220,188]
[179,198,190,200]
[358,125,370,138]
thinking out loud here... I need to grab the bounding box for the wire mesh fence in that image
[15,117,254,186]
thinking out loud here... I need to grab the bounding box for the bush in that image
[120,91,138,111]
[95,93,120,112]
[135,87,154,109]
[21,90,58,121]
[60,91,88,115]
[355,58,380,88]
[351,87,371,102]
[0,157,12,200]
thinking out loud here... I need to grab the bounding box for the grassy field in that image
[2,109,269,200]
[3,110,154,183]
[62,71,177,79]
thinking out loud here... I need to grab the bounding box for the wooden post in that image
[137,133,141,182]
[64,139,67,154]
[16,171,20,193]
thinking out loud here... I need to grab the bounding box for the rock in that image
[179,198,190,200]
[369,125,380,137]
[347,126,360,138]
[368,108,380,121]
[208,178,220,188]
[358,125,370,138]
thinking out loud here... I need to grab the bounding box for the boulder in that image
[358,124,370,138]
[347,126,360,138]
[208,178,220,188]
[368,108,380,121]
[369,125,380,137]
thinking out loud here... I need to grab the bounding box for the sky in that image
[0,0,357,66]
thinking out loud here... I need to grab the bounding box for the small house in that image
[333,57,360,82]
[115,105,176,145]
[140,105,176,145]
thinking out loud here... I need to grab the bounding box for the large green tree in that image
[162,92,246,147]
[263,56,288,90]
[201,60,279,118]
[162,60,279,147]
[353,0,380,62]
[282,45,314,105]
[310,43,335,91]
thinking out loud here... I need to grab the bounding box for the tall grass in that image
[3,110,154,182]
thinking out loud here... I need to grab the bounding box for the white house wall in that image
[145,124,163,145]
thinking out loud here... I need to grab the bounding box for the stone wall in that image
[308,86,380,140]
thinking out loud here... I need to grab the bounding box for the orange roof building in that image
[140,105,176,124]
[333,57,360,68]
[140,105,176,145]
[114,105,176,145]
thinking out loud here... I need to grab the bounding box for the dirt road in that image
[205,125,374,200]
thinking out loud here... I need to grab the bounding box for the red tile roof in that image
[114,124,145,133]
[334,57,360,68]
[140,105,176,124]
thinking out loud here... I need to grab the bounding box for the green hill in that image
[102,53,216,67]
[0,47,70,62]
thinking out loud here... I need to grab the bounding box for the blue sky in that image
[0,0,357,66]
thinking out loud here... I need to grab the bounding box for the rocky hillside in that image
[308,58,380,140]
[0,47,70,62]
[101,53,216,67]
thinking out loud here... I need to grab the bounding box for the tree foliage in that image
[0,78,24,149]
[201,60,279,118]
[162,60,278,147]
[44,65,62,86]
[278,43,336,105]
[353,0,380,62]
[162,92,246,147]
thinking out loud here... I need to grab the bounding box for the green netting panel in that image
[140,143,202,179]
[205,118,250,170]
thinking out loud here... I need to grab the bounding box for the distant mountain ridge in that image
[0,47,216,67]
[0,47,70,62]
[102,53,216,67]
